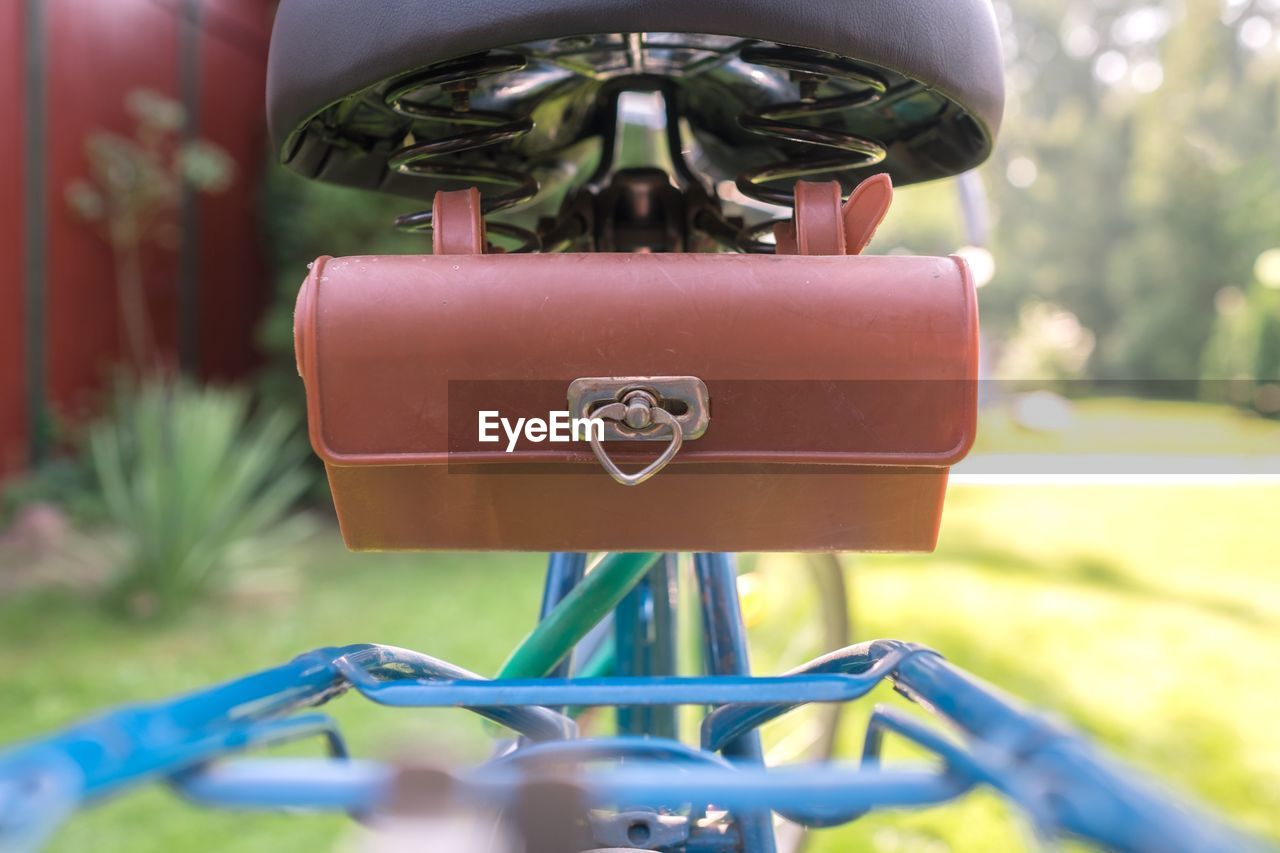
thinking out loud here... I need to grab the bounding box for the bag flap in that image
[295,253,978,468]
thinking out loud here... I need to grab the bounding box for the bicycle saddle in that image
[267,0,1004,225]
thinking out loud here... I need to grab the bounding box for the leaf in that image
[178,141,235,193]
[64,180,105,221]
[125,88,185,132]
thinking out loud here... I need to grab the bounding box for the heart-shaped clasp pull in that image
[588,396,684,486]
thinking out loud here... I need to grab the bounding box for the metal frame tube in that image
[692,552,776,853]
[615,554,679,737]
[539,552,588,680]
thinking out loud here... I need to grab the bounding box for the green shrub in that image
[1,457,103,526]
[255,163,424,422]
[89,381,312,618]
[1201,282,1280,416]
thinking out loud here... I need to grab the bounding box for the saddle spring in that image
[382,43,891,255]
[730,45,890,253]
[384,52,542,252]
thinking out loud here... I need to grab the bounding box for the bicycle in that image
[0,2,1268,851]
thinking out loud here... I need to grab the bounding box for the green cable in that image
[497,552,661,679]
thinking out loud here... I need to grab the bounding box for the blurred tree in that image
[1202,278,1280,413]
[954,0,1280,391]
[66,90,234,374]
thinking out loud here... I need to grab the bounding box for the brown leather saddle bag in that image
[294,181,978,552]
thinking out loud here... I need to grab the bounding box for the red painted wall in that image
[45,0,184,423]
[0,1,27,474]
[2,0,273,477]
[195,0,273,381]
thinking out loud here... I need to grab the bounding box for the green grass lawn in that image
[1,399,1277,851]
[973,396,1280,455]
[785,481,1280,851]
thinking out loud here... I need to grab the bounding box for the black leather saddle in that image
[267,0,1004,219]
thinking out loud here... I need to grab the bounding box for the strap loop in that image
[776,174,894,255]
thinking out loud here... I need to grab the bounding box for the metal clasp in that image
[567,376,709,486]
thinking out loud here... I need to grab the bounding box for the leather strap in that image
[786,174,894,256]
[431,188,486,255]
[772,219,799,255]
[842,174,894,254]
[794,181,847,255]
[428,178,893,257]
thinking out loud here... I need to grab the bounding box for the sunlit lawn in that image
[1,400,1277,851]
[780,481,1280,851]
[973,395,1280,456]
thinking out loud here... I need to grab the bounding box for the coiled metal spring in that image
[384,53,541,252]
[383,45,889,254]
[732,45,890,252]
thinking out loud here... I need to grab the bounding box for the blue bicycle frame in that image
[0,552,1264,852]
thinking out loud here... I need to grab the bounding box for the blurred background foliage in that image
[871,0,1280,405]
[254,168,422,421]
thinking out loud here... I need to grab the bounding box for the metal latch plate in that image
[567,376,709,442]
